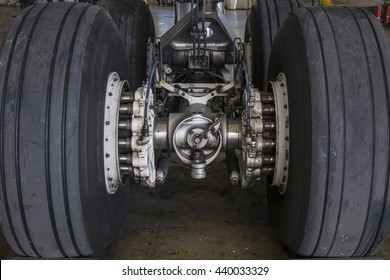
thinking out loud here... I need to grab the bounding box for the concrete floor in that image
[0,4,390,260]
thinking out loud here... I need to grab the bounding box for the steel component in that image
[118,119,132,130]
[261,104,275,116]
[173,113,222,165]
[119,138,131,149]
[190,150,207,179]
[175,1,192,23]
[239,74,289,190]
[156,154,171,185]
[225,118,241,149]
[226,149,239,185]
[154,119,169,149]
[160,80,235,105]
[121,92,134,103]
[130,85,156,188]
[103,2,289,189]
[103,72,130,194]
[263,120,276,131]
[104,73,157,192]
[119,154,132,164]
[119,104,133,114]
[240,86,266,188]
[262,138,276,151]
[268,73,290,194]
[120,165,133,174]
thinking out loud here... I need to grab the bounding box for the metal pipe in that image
[226,149,239,185]
[191,150,206,179]
[156,154,171,185]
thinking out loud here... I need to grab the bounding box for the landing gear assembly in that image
[0,0,389,258]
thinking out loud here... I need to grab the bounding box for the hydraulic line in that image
[143,61,159,136]
[242,62,251,136]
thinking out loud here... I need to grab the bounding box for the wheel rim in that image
[268,73,290,194]
[103,72,131,194]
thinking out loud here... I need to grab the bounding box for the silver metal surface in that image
[268,73,290,194]
[175,2,193,23]
[226,118,241,149]
[172,114,222,165]
[160,80,235,105]
[156,154,171,184]
[240,87,275,188]
[131,86,157,188]
[154,119,169,149]
[103,72,129,194]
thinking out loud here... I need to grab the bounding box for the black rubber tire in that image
[0,3,130,257]
[267,7,390,257]
[245,0,303,90]
[97,0,155,90]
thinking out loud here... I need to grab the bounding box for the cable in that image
[143,61,159,136]
[242,62,251,136]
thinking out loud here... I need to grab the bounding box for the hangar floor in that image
[0,4,389,260]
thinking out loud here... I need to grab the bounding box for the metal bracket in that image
[159,80,235,105]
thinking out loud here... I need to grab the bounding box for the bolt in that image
[119,104,133,115]
[118,120,132,130]
[156,177,164,185]
[119,138,131,149]
[231,177,239,186]
[119,153,132,164]
[121,92,134,102]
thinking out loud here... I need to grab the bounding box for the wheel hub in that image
[268,73,290,194]
[103,73,156,194]
[103,72,130,194]
[240,73,289,193]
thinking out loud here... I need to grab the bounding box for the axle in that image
[103,72,289,192]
